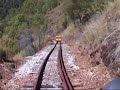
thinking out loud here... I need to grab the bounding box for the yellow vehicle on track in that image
[55,35,62,42]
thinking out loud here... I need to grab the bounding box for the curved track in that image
[34,43,57,90]
[58,42,74,90]
[34,42,74,90]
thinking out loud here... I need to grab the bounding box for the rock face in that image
[17,28,35,56]
[100,32,118,66]
[99,30,120,77]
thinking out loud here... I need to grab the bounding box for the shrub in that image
[0,48,7,61]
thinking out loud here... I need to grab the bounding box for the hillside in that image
[62,0,120,80]
[0,0,112,59]
[1,0,120,89]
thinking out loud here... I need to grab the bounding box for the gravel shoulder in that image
[2,45,54,90]
[42,44,61,88]
[3,43,88,90]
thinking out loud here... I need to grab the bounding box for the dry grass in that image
[59,0,120,89]
[65,0,120,79]
[83,0,120,49]
[83,14,107,48]
[61,23,76,43]
[81,0,120,77]
[13,53,24,61]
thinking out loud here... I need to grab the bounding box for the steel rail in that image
[34,42,58,90]
[58,42,74,90]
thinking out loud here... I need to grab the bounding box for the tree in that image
[63,0,110,23]
[0,0,25,19]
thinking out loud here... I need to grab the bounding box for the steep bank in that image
[62,0,120,88]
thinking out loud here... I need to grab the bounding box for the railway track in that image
[58,42,74,90]
[34,42,74,90]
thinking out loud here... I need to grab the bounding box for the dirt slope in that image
[69,44,111,89]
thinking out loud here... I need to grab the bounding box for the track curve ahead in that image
[58,42,74,90]
[34,42,74,90]
[34,42,58,90]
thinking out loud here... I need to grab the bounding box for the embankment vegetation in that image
[0,0,114,63]
[0,0,61,60]
[62,0,112,23]
[63,0,120,77]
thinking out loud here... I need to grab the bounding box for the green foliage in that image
[0,0,25,19]
[0,0,61,58]
[63,0,112,22]
[42,0,60,13]
[0,0,112,59]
